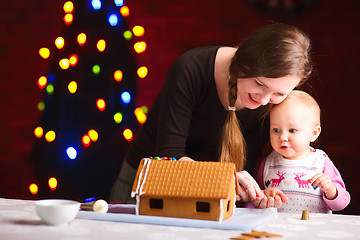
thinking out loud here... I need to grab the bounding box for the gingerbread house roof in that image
[131,159,239,199]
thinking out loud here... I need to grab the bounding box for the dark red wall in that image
[1,0,359,214]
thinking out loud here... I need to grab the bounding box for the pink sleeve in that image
[322,158,351,211]
[256,158,266,189]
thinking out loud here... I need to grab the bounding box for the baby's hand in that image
[308,173,337,200]
[252,188,288,209]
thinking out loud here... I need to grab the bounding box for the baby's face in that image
[269,102,317,160]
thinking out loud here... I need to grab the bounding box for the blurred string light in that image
[120,6,129,17]
[37,102,45,111]
[108,14,118,26]
[134,107,147,124]
[134,41,146,53]
[48,74,55,83]
[55,37,65,49]
[34,126,44,138]
[29,183,38,195]
[68,81,77,94]
[59,58,70,70]
[96,98,106,111]
[38,47,50,59]
[77,33,87,46]
[92,65,100,75]
[82,134,91,147]
[123,129,133,141]
[63,1,74,13]
[37,76,47,89]
[96,39,106,52]
[121,91,131,104]
[48,177,58,190]
[66,147,77,160]
[113,112,122,124]
[46,84,54,95]
[64,13,74,25]
[113,70,123,82]
[69,54,78,66]
[137,66,148,78]
[88,129,98,142]
[114,0,123,6]
[141,105,148,114]
[45,130,56,142]
[132,25,144,37]
[91,0,102,10]
[123,30,132,41]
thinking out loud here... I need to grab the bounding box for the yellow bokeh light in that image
[68,81,77,94]
[29,183,39,195]
[38,47,50,59]
[134,107,147,124]
[63,1,74,13]
[82,134,91,147]
[59,58,70,70]
[96,39,106,52]
[64,13,73,25]
[77,33,87,46]
[34,126,44,138]
[96,98,106,111]
[55,37,65,49]
[123,129,133,141]
[48,177,58,190]
[69,54,78,66]
[137,66,148,78]
[45,130,56,142]
[88,129,99,142]
[38,101,45,111]
[132,25,145,37]
[134,41,147,54]
[37,76,47,89]
[120,6,130,17]
[113,112,123,124]
[114,70,123,82]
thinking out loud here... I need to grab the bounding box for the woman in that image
[110,23,312,207]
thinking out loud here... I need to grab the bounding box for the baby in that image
[255,90,350,213]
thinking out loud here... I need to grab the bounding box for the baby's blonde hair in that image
[271,90,321,126]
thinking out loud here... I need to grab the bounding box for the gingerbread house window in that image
[196,201,210,212]
[149,198,163,209]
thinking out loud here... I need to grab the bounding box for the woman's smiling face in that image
[235,75,301,110]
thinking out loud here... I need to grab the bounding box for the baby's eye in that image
[289,129,297,133]
[273,128,280,133]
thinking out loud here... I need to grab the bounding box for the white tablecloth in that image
[0,198,359,240]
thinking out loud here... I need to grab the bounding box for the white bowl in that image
[35,199,80,225]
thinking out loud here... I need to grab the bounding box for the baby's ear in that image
[310,125,321,142]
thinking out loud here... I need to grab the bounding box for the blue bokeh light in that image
[66,147,77,160]
[91,0,102,10]
[114,0,123,6]
[121,91,131,104]
[108,14,118,26]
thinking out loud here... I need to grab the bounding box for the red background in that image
[1,0,359,214]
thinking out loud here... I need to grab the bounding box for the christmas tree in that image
[30,0,148,201]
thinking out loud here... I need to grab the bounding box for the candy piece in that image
[81,199,108,213]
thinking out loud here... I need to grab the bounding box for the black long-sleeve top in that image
[126,46,269,175]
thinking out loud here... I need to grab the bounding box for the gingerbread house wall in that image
[137,175,236,221]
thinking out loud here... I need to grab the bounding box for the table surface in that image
[0,198,359,240]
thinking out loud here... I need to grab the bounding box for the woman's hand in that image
[236,170,265,202]
[252,188,288,209]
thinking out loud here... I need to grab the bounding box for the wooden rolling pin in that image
[81,199,108,213]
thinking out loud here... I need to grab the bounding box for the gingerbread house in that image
[131,158,239,221]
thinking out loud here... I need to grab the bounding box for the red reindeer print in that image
[294,172,309,189]
[271,171,286,187]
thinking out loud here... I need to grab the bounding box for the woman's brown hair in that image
[219,23,312,171]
